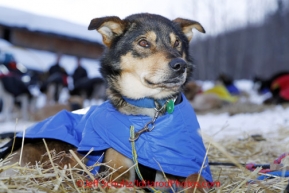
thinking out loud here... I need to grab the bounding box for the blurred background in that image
[0,0,288,79]
[0,0,288,121]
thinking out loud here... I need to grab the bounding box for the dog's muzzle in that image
[169,58,187,74]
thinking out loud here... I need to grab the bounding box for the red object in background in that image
[274,153,289,164]
[271,75,289,100]
[8,61,17,69]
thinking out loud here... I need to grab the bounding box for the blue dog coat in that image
[17,95,212,182]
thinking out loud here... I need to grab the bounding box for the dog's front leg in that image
[1,140,83,177]
[102,148,135,183]
[184,174,209,193]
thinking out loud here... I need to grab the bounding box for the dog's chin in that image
[144,77,185,90]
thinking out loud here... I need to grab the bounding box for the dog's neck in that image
[122,97,168,109]
[107,88,182,117]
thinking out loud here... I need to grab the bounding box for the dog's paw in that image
[184,174,209,193]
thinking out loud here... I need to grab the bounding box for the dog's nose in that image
[169,58,187,73]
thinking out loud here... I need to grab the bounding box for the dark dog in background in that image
[39,72,68,104]
[2,13,209,192]
[254,71,289,104]
[69,77,107,104]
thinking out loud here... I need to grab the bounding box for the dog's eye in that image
[138,40,150,48]
[174,40,180,48]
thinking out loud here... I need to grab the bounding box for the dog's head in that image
[89,13,204,115]
[89,13,204,98]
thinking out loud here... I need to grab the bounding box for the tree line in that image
[190,0,289,80]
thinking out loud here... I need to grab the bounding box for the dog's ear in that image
[172,18,205,41]
[88,16,127,47]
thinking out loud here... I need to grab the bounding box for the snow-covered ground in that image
[1,80,288,142]
[199,80,289,140]
[198,106,289,140]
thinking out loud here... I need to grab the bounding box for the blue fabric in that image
[226,84,240,95]
[261,88,270,94]
[256,171,289,180]
[17,94,212,182]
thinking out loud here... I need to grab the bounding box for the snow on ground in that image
[198,105,289,140]
[1,80,288,142]
[195,80,289,140]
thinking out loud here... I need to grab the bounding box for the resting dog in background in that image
[184,81,223,111]
[254,71,289,104]
[69,77,107,105]
[1,13,212,192]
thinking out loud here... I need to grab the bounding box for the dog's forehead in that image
[125,13,179,35]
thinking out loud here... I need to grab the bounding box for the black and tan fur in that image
[93,14,205,118]
[3,13,207,192]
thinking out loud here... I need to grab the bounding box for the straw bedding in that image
[0,118,288,192]
[206,126,289,192]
